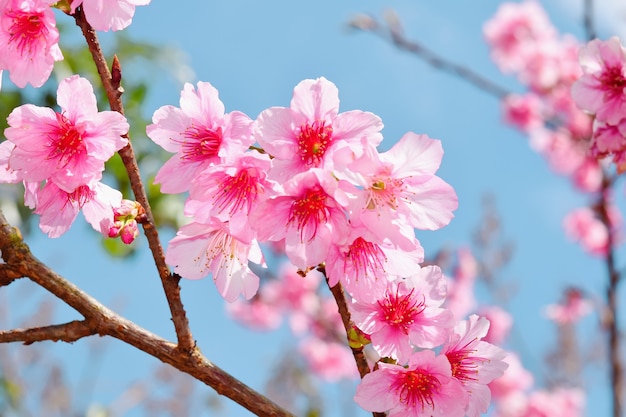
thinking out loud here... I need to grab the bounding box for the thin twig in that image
[598,173,623,417]
[73,7,194,353]
[0,211,295,417]
[583,0,596,42]
[0,320,97,345]
[350,16,510,99]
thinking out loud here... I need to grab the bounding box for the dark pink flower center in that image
[66,185,95,209]
[378,288,426,334]
[7,8,48,55]
[600,66,626,100]
[214,169,258,216]
[296,120,333,167]
[288,186,329,242]
[48,113,85,168]
[345,237,387,280]
[393,368,441,410]
[445,339,488,384]
[180,125,223,162]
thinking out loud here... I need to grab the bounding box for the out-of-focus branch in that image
[0,211,295,417]
[0,320,97,345]
[584,0,596,42]
[348,13,510,99]
[598,173,623,417]
[72,7,194,353]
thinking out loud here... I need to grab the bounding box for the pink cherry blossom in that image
[544,287,592,324]
[483,0,557,75]
[523,388,585,417]
[351,266,453,363]
[442,315,508,417]
[445,247,478,320]
[71,0,151,32]
[185,152,272,242]
[165,219,264,302]
[0,0,63,88]
[325,220,424,303]
[562,207,610,256]
[4,75,129,192]
[354,349,467,417]
[252,169,349,270]
[489,352,534,401]
[478,305,513,345]
[502,93,544,132]
[33,180,122,238]
[298,337,359,382]
[346,132,458,246]
[225,298,283,331]
[255,77,383,182]
[572,37,626,125]
[108,199,144,244]
[146,81,253,194]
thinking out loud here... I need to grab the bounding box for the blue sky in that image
[2,1,625,416]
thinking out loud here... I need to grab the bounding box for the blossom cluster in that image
[0,0,150,89]
[147,76,508,416]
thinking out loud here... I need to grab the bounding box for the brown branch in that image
[0,264,22,287]
[73,7,194,353]
[0,211,295,417]
[320,268,386,417]
[0,320,97,345]
[598,173,623,417]
[349,14,510,99]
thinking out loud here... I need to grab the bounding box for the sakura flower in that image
[483,0,557,75]
[0,0,63,88]
[33,180,122,238]
[255,77,383,181]
[5,75,129,192]
[478,305,513,345]
[71,0,151,32]
[488,352,534,401]
[523,388,585,417]
[345,132,458,246]
[165,219,264,302]
[442,315,508,417]
[225,297,283,331]
[544,287,592,324]
[325,220,424,303]
[298,337,359,382]
[147,81,253,194]
[185,152,272,242]
[252,169,349,270]
[354,349,467,417]
[445,247,478,320]
[563,207,609,256]
[351,266,453,363]
[572,37,626,125]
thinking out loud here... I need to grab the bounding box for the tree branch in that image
[73,7,194,353]
[348,14,510,99]
[584,0,596,42]
[0,264,22,287]
[0,320,97,345]
[0,210,295,417]
[598,173,623,417]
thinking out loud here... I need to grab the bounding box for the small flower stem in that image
[73,7,194,353]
